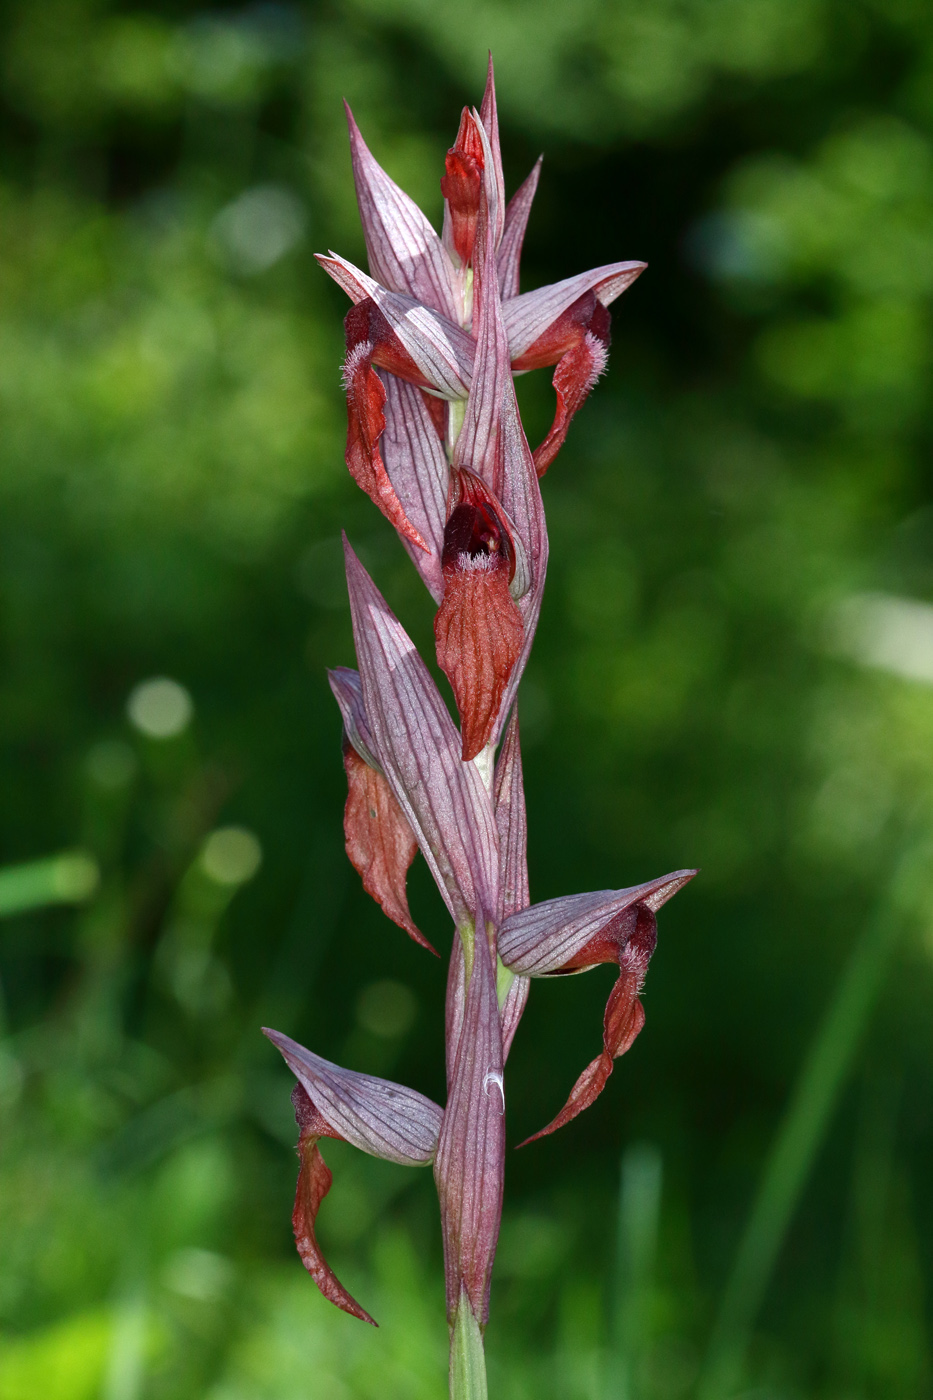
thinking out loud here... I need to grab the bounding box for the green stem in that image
[697,845,924,1400]
[450,1292,488,1400]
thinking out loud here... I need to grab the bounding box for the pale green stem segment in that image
[458,919,476,981]
[0,850,99,918]
[495,956,514,1011]
[446,398,468,459]
[605,1143,663,1400]
[450,1290,488,1400]
[698,841,927,1400]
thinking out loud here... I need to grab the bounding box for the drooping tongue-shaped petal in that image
[512,285,614,476]
[435,471,524,762]
[344,539,499,930]
[265,1032,445,1325]
[532,313,610,475]
[495,870,697,1142]
[344,102,460,322]
[506,263,646,474]
[331,668,428,947]
[290,1084,376,1326]
[518,903,659,1145]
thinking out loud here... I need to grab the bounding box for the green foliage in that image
[2,1,933,1396]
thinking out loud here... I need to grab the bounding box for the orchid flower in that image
[264,59,695,1397]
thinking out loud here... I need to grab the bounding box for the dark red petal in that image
[343,742,437,955]
[345,298,431,385]
[290,1085,377,1326]
[343,336,428,551]
[519,905,657,1146]
[559,904,638,971]
[533,331,609,477]
[441,107,485,268]
[435,559,524,761]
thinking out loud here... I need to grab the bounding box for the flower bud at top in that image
[441,108,485,270]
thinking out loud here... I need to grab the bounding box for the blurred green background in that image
[2,1,933,1396]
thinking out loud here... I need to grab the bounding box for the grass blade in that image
[697,844,926,1400]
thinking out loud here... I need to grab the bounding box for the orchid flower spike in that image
[264,58,693,1397]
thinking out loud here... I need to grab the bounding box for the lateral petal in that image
[342,742,436,954]
[344,540,499,928]
[498,870,697,975]
[291,1084,377,1326]
[345,102,460,322]
[518,904,657,1145]
[497,157,542,300]
[505,260,645,363]
[265,1028,444,1165]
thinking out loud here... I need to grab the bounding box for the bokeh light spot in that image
[126,677,194,738]
[200,827,263,885]
[210,185,307,275]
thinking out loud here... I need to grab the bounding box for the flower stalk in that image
[263,57,695,1392]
